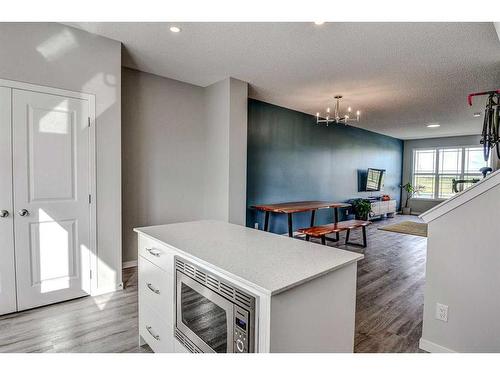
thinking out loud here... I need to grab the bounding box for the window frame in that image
[411,145,490,201]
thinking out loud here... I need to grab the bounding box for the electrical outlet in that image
[254,222,259,230]
[436,303,449,322]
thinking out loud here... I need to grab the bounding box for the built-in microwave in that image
[174,257,256,353]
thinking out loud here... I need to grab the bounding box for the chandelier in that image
[316,95,360,125]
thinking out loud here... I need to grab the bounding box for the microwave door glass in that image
[181,283,228,353]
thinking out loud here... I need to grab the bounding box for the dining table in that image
[252,200,352,239]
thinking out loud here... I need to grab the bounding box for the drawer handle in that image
[146,282,160,294]
[146,325,160,341]
[146,248,161,257]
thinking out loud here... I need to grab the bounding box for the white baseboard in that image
[419,338,456,353]
[123,260,138,269]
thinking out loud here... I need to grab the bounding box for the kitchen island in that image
[134,220,363,353]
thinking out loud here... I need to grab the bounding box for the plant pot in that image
[402,207,411,215]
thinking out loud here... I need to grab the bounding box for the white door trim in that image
[0,87,17,314]
[0,78,97,295]
[0,78,94,101]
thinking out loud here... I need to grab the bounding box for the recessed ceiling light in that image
[473,112,482,117]
[427,124,440,128]
[314,21,325,25]
[169,26,181,33]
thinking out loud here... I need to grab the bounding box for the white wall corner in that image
[203,78,231,221]
[203,77,249,226]
[228,77,248,226]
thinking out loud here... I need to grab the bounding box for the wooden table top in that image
[252,200,351,214]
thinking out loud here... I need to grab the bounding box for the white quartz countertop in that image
[134,220,363,295]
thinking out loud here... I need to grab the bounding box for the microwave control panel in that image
[233,307,250,353]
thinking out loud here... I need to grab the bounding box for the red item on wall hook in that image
[467,90,500,106]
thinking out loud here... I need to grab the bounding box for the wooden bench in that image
[298,220,371,247]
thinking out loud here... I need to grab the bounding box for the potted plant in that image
[352,198,372,220]
[400,182,425,215]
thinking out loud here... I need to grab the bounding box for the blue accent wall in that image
[246,99,404,234]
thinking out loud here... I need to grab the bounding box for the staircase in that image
[419,168,500,352]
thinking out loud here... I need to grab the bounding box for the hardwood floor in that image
[324,214,427,353]
[0,267,150,353]
[0,215,426,353]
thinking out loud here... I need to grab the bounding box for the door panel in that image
[29,219,77,293]
[12,89,91,310]
[0,87,17,315]
[29,106,76,201]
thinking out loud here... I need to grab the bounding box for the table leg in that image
[334,207,340,241]
[310,210,316,227]
[288,213,293,237]
[321,235,326,245]
[362,226,367,248]
[345,228,350,245]
[345,227,367,248]
[264,211,270,231]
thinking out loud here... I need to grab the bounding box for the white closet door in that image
[12,89,91,310]
[0,87,17,315]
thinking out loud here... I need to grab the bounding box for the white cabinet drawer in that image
[139,303,173,353]
[138,256,174,325]
[138,234,174,272]
[370,203,380,215]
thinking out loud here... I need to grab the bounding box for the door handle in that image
[146,248,161,257]
[0,210,9,218]
[146,283,160,294]
[18,209,29,217]
[146,325,160,340]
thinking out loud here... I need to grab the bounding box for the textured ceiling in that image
[66,22,500,139]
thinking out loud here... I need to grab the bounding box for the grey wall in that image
[0,23,122,293]
[203,79,230,221]
[247,100,404,234]
[122,71,248,262]
[403,135,481,214]
[122,68,207,263]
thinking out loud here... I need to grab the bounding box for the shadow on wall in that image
[246,99,403,234]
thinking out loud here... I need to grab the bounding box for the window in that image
[412,146,490,200]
